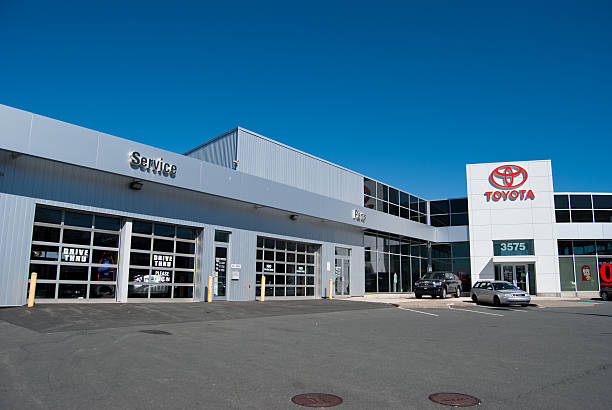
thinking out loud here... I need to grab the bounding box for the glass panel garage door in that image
[29,207,120,300]
[255,237,319,297]
[128,221,199,299]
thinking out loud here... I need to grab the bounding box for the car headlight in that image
[433,281,441,287]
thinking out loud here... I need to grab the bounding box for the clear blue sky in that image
[1,1,610,199]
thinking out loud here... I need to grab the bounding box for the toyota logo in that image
[489,165,528,189]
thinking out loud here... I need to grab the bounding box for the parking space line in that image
[447,304,504,316]
[396,307,439,317]
[477,305,528,312]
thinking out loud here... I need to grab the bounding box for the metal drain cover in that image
[139,330,172,335]
[291,393,343,407]
[429,393,480,407]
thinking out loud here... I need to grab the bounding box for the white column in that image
[117,219,132,302]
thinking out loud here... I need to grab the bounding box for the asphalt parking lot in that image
[1,299,610,410]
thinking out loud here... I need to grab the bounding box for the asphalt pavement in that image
[1,299,610,409]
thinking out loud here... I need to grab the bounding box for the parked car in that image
[601,285,611,301]
[471,280,531,306]
[414,272,462,299]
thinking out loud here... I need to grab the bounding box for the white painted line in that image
[396,306,439,317]
[448,304,504,317]
[477,305,527,312]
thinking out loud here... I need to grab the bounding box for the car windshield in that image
[421,273,445,280]
[492,282,519,290]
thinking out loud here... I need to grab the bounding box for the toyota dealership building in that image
[0,104,611,306]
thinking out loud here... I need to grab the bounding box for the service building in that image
[0,104,611,306]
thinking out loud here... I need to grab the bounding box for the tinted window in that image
[554,195,569,209]
[451,213,469,226]
[388,188,399,205]
[364,178,376,196]
[573,241,596,255]
[430,214,450,227]
[399,192,410,208]
[555,210,570,223]
[133,221,152,235]
[595,210,612,223]
[430,200,449,214]
[593,195,612,209]
[214,231,230,242]
[64,212,92,228]
[34,208,62,224]
[570,195,592,209]
[571,210,593,223]
[95,216,120,231]
[558,241,573,255]
[154,224,175,237]
[450,198,468,213]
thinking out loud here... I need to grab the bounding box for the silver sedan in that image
[471,280,531,306]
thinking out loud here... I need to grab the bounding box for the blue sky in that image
[1,1,610,199]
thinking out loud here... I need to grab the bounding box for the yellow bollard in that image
[329,278,333,300]
[207,275,213,302]
[27,272,37,307]
[261,275,266,302]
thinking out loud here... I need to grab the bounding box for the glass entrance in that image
[334,247,351,296]
[495,264,529,293]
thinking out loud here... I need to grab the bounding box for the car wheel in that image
[471,294,478,304]
[441,287,447,299]
[415,293,422,299]
[454,287,461,298]
[602,291,609,301]
[493,296,501,306]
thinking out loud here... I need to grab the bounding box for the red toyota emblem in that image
[489,165,528,189]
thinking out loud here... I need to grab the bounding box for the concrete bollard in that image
[27,272,37,308]
[261,275,266,302]
[207,275,213,302]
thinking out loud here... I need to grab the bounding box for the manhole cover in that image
[291,393,343,407]
[429,393,480,407]
[139,330,172,335]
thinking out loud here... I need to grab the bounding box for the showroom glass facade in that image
[29,206,121,300]
[429,198,469,227]
[255,237,319,297]
[558,240,612,291]
[554,194,612,223]
[364,231,428,293]
[431,242,472,292]
[363,178,428,224]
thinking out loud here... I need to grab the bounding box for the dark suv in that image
[414,272,462,299]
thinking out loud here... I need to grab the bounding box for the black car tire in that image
[440,287,447,299]
[472,294,478,304]
[602,291,609,301]
[493,296,501,306]
[454,287,461,298]
[415,293,422,299]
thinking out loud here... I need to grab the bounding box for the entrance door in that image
[334,247,351,297]
[495,264,529,293]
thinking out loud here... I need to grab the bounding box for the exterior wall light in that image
[129,181,143,190]
[289,214,298,221]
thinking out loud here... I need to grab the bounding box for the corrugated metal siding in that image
[236,128,363,205]
[0,193,35,306]
[185,129,238,169]
[0,150,364,304]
